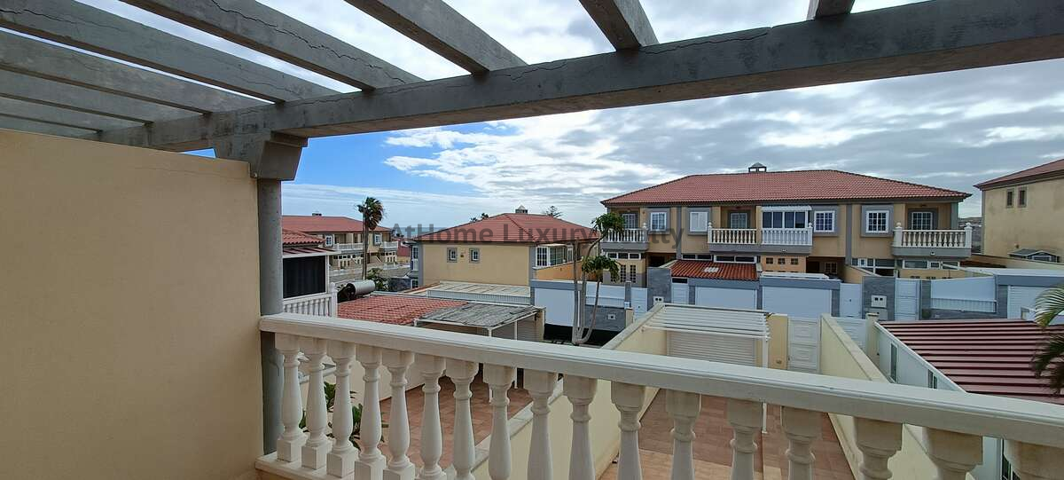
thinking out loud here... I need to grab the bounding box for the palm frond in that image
[1033,284,1064,327]
[1032,333,1064,395]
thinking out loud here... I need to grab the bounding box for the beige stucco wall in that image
[897,267,968,279]
[982,178,1064,258]
[767,314,789,370]
[819,316,970,480]
[842,264,876,283]
[0,130,262,480]
[421,243,531,286]
[534,262,577,281]
[849,205,893,259]
[969,253,1064,271]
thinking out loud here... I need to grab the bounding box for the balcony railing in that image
[381,241,399,250]
[708,226,757,244]
[761,227,813,246]
[257,311,1064,480]
[281,290,336,317]
[603,227,648,244]
[894,223,973,249]
[336,243,363,253]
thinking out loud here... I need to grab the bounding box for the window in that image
[447,247,458,262]
[927,370,938,389]
[536,246,548,267]
[469,248,480,262]
[411,245,419,260]
[373,233,382,245]
[1006,189,1014,207]
[729,212,748,229]
[825,262,838,275]
[621,213,637,229]
[682,253,711,260]
[607,252,618,259]
[790,258,799,265]
[813,211,835,232]
[889,345,898,382]
[903,260,928,269]
[324,234,335,247]
[910,211,933,230]
[536,245,569,267]
[714,255,757,264]
[1031,253,1058,262]
[689,211,709,232]
[866,210,889,233]
[777,258,785,265]
[410,278,419,289]
[282,257,326,298]
[650,211,667,231]
[766,257,774,265]
[762,211,807,229]
[1018,187,1027,207]
[628,265,636,283]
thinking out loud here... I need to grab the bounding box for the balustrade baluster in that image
[485,365,517,480]
[276,333,305,462]
[612,382,646,480]
[327,341,358,477]
[448,360,480,480]
[726,399,762,480]
[355,345,385,480]
[666,390,701,480]
[564,376,597,480]
[1005,440,1064,480]
[782,407,820,480]
[925,428,981,480]
[854,418,902,480]
[525,371,558,480]
[383,349,415,480]
[416,355,447,480]
[301,338,330,468]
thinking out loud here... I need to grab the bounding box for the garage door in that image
[695,287,757,310]
[762,286,832,320]
[671,281,689,305]
[668,331,757,366]
[895,279,920,321]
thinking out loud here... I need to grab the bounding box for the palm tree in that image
[1032,285,1064,394]
[571,212,625,345]
[356,197,384,280]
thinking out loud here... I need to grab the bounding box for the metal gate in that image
[631,288,648,316]
[895,278,920,320]
[840,283,862,318]
[671,281,689,305]
[788,317,820,373]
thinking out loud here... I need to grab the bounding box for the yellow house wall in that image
[644,205,679,254]
[0,130,263,480]
[819,316,970,480]
[679,206,711,255]
[761,255,806,274]
[534,262,578,281]
[849,205,893,259]
[982,178,1064,258]
[841,264,875,284]
[811,204,847,258]
[421,243,531,286]
[897,267,968,279]
[767,314,789,370]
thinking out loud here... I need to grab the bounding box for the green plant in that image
[300,381,370,447]
[366,268,387,291]
[1032,285,1064,394]
[357,197,385,279]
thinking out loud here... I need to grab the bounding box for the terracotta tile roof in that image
[602,170,969,206]
[882,320,1064,405]
[282,245,337,257]
[337,295,466,326]
[283,215,390,233]
[974,158,1064,190]
[282,229,323,246]
[413,213,597,244]
[670,260,758,281]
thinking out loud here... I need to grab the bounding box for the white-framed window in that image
[910,211,933,230]
[373,233,382,245]
[813,211,835,232]
[469,248,480,263]
[761,211,807,229]
[411,245,419,260]
[865,210,889,233]
[536,246,548,267]
[682,253,713,260]
[410,278,419,289]
[535,245,569,267]
[689,211,708,233]
[628,264,636,283]
[650,211,667,231]
[324,234,335,247]
[729,212,749,229]
[447,247,457,262]
[713,255,757,264]
[621,213,638,229]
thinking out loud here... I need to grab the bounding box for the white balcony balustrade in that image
[707,222,757,245]
[761,226,812,246]
[893,223,973,249]
[257,312,1064,480]
[708,222,813,247]
[337,243,364,253]
[282,288,337,317]
[381,241,399,250]
[603,227,648,244]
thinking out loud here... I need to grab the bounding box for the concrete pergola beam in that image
[0,97,142,131]
[0,0,336,103]
[121,0,421,90]
[579,0,658,50]
[807,0,855,19]
[97,0,1064,153]
[0,114,97,138]
[0,70,198,123]
[0,31,265,114]
[346,0,525,73]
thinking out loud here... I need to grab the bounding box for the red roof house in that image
[975,158,1064,190]
[337,295,466,325]
[414,213,597,244]
[283,214,391,233]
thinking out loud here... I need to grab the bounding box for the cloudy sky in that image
[86,0,1064,227]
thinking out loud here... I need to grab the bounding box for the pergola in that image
[2,0,1062,451]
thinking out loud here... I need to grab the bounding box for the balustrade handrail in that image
[708,228,758,244]
[760,227,813,246]
[336,242,363,251]
[603,227,647,243]
[261,311,1064,447]
[894,226,972,248]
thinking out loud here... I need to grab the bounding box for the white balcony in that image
[281,290,336,317]
[601,227,649,250]
[708,223,813,253]
[336,243,364,253]
[381,241,399,250]
[893,223,973,258]
[708,226,757,245]
[256,310,1064,480]
[760,227,813,246]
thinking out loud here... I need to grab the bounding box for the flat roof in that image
[416,303,538,329]
[963,267,1064,278]
[883,320,1064,405]
[420,281,531,298]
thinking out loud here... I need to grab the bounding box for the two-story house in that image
[280,229,337,316]
[975,158,1064,263]
[282,213,398,271]
[600,165,973,284]
[410,207,596,288]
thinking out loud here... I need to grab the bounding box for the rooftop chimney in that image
[515,205,528,214]
[748,162,767,173]
[311,212,323,216]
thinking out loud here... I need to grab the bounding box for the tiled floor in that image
[374,371,532,468]
[601,393,854,480]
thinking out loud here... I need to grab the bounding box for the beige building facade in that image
[976,159,1064,263]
